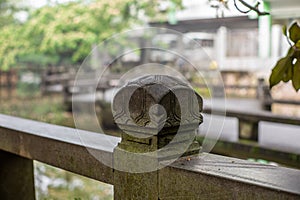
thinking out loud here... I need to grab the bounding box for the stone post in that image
[257,78,272,111]
[112,75,203,200]
[238,119,259,142]
[0,151,35,200]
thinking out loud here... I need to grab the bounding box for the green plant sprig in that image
[269,22,300,91]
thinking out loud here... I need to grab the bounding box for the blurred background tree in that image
[0,0,182,70]
[0,0,29,70]
[0,0,25,27]
[1,0,298,89]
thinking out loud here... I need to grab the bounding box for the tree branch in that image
[236,0,269,16]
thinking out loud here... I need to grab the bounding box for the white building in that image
[152,0,300,78]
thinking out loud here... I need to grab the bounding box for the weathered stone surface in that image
[113,75,203,199]
[0,114,118,185]
[114,169,158,200]
[0,114,299,199]
[0,150,35,200]
[112,75,203,157]
[159,153,300,199]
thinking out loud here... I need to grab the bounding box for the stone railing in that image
[203,107,300,142]
[1,75,300,199]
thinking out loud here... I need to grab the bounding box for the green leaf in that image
[286,46,295,57]
[282,25,287,36]
[283,64,293,82]
[269,57,293,88]
[289,22,300,43]
[296,40,300,49]
[292,59,300,91]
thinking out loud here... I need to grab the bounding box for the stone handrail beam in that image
[0,114,300,199]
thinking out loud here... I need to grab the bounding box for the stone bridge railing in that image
[1,75,300,199]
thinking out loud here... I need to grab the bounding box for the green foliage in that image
[289,23,300,43]
[0,0,25,27]
[293,59,300,90]
[22,1,135,66]
[18,53,59,67]
[0,25,30,70]
[270,22,300,91]
[0,0,30,70]
[0,0,182,70]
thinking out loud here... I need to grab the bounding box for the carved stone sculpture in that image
[112,75,203,157]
